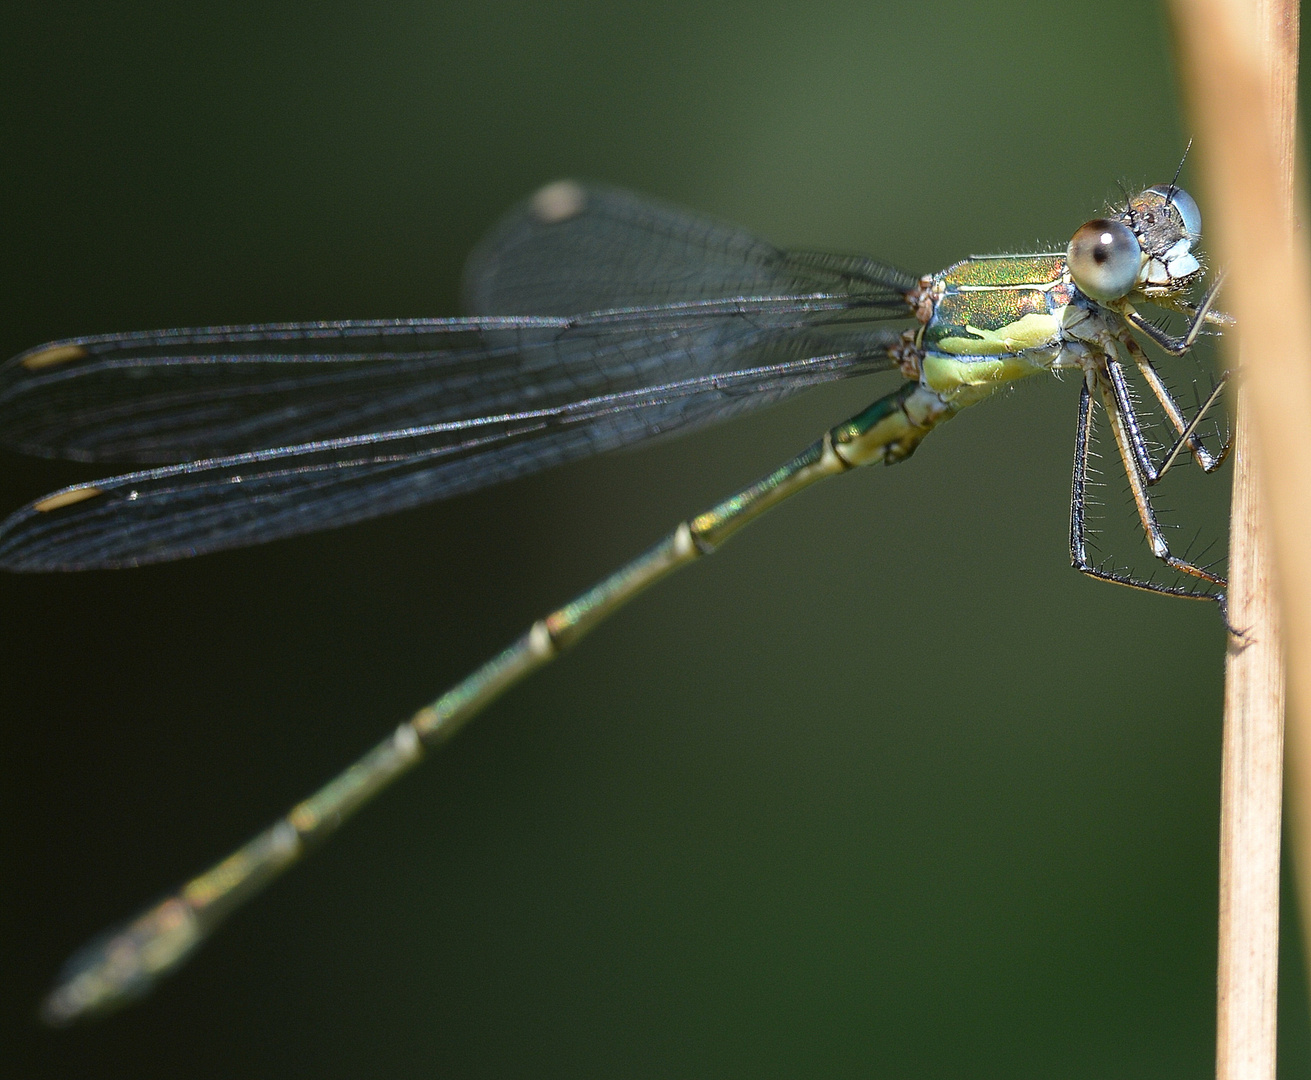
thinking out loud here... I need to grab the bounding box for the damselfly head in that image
[1122,184,1203,290]
[1066,184,1204,304]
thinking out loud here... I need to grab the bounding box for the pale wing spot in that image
[33,486,103,513]
[530,180,587,224]
[21,344,88,370]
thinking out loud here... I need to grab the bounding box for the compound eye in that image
[1146,184,1202,237]
[1067,218,1142,302]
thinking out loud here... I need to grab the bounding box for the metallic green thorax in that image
[906,252,1078,415]
[928,254,1074,356]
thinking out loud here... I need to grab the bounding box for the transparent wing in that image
[0,337,896,570]
[1,182,916,569]
[1,316,576,464]
[1,300,894,465]
[3,185,913,466]
[463,180,917,315]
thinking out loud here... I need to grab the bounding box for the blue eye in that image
[1067,218,1142,302]
[1146,184,1202,237]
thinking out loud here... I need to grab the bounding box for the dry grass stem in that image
[1169,0,1306,1077]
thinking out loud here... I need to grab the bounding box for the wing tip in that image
[529,180,587,225]
[19,344,89,371]
[32,485,105,514]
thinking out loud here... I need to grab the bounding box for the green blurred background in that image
[3,1,1310,1076]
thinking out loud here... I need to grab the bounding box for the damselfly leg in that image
[1119,332,1232,474]
[1070,366,1228,606]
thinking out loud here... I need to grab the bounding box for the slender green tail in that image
[42,378,954,1025]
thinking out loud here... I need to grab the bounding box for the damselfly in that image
[0,178,1231,1023]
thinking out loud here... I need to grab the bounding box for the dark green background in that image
[3,1,1309,1076]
